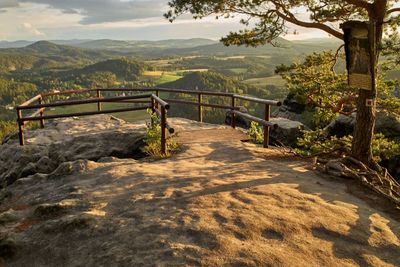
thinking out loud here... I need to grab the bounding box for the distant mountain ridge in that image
[0,38,343,73]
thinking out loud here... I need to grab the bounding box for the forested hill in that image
[0,41,119,72]
[160,71,262,96]
[67,58,145,81]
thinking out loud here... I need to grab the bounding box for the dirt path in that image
[2,119,400,266]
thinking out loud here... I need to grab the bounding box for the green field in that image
[243,75,286,88]
[46,102,149,123]
[141,69,208,86]
[229,68,248,74]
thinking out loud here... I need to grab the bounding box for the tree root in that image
[316,156,400,207]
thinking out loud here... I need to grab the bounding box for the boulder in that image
[272,105,305,123]
[269,117,307,147]
[324,114,356,138]
[225,106,251,128]
[283,93,307,113]
[325,112,400,139]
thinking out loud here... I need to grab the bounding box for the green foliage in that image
[75,58,145,81]
[296,129,352,157]
[161,71,253,93]
[276,51,352,128]
[142,110,178,158]
[296,130,400,163]
[277,51,400,129]
[0,78,38,106]
[247,121,264,144]
[0,120,17,143]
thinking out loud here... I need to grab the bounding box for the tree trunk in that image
[351,89,376,164]
[351,20,382,167]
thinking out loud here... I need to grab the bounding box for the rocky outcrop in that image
[0,116,399,266]
[0,115,145,186]
[269,117,307,147]
[325,112,400,140]
[225,106,251,128]
[272,105,305,123]
[272,93,306,123]
[324,114,356,138]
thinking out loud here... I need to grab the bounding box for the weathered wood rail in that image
[16,88,281,152]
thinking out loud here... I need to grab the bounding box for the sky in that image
[0,0,330,41]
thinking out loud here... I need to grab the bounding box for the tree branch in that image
[275,10,344,40]
[387,7,400,15]
[343,0,372,10]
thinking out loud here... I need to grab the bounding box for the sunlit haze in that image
[0,1,329,41]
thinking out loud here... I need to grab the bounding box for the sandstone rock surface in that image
[0,115,145,186]
[0,116,399,266]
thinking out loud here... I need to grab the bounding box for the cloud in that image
[0,0,19,10]
[21,22,45,36]
[16,0,167,24]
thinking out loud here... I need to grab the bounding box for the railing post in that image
[97,89,102,111]
[156,90,160,110]
[263,104,271,148]
[198,93,203,122]
[150,96,155,126]
[17,108,24,146]
[161,106,167,155]
[231,95,236,128]
[38,96,45,128]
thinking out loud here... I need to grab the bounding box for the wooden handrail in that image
[233,110,278,128]
[19,94,42,107]
[16,87,281,148]
[234,94,282,106]
[151,94,170,109]
[17,94,152,110]
[19,106,150,122]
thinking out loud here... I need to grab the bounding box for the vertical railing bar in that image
[263,104,271,148]
[97,89,102,111]
[38,96,45,128]
[17,108,24,146]
[198,93,203,122]
[156,90,160,110]
[231,95,236,128]
[151,96,156,127]
[161,106,167,155]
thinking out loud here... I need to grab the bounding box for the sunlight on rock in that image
[291,166,309,173]
[84,209,107,217]
[84,202,108,217]
[368,213,400,247]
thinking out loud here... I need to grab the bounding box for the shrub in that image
[247,121,264,144]
[296,130,400,163]
[142,109,178,158]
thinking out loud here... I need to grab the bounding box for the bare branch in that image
[387,7,400,15]
[275,10,344,40]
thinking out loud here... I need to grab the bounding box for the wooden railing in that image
[16,88,282,151]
